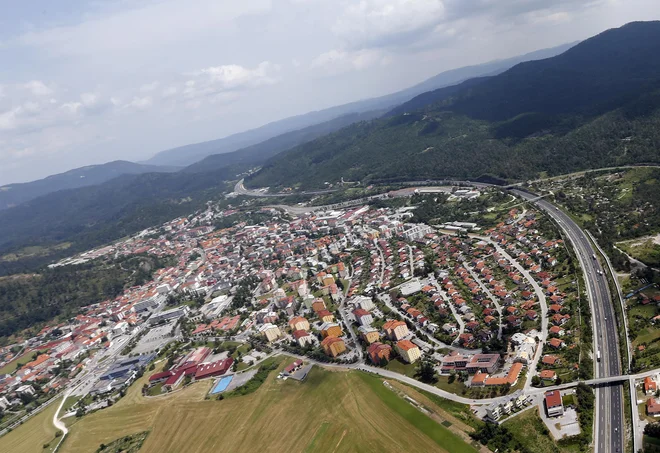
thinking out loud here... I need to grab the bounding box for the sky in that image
[0,0,659,185]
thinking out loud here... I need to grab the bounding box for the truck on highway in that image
[597,350,601,361]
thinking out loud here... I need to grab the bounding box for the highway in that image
[512,189,624,453]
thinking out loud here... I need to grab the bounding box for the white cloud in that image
[23,80,54,96]
[333,0,447,49]
[140,81,160,93]
[81,92,99,107]
[61,102,83,114]
[125,96,153,110]
[161,86,178,98]
[194,61,278,91]
[0,108,20,131]
[311,48,390,73]
[14,0,272,63]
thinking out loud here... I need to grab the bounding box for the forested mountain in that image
[0,168,239,276]
[145,43,574,167]
[183,110,385,173]
[0,161,179,210]
[246,21,660,190]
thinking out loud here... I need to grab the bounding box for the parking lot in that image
[131,323,176,355]
[541,404,581,439]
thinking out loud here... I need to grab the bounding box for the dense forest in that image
[246,103,660,189]
[0,254,173,342]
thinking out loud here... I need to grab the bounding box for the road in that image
[234,179,337,198]
[337,274,363,361]
[473,235,549,391]
[513,189,624,453]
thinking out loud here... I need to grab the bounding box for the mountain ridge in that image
[246,21,660,190]
[0,160,180,211]
[143,42,575,168]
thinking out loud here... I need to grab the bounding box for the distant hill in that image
[247,21,660,190]
[392,21,660,121]
[183,110,385,174]
[145,42,574,168]
[0,161,179,210]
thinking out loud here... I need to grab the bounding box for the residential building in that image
[648,398,660,417]
[352,308,373,327]
[259,323,282,342]
[544,390,564,417]
[288,317,310,332]
[539,370,557,381]
[320,322,343,338]
[367,342,392,365]
[396,340,421,364]
[358,326,380,344]
[383,320,409,341]
[485,402,502,421]
[293,330,314,347]
[321,337,346,357]
[317,310,335,323]
[354,296,375,312]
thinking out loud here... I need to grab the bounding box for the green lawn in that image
[644,435,660,452]
[618,239,660,268]
[384,358,417,378]
[502,408,561,453]
[62,396,82,413]
[412,387,482,429]
[358,372,479,453]
[630,303,658,319]
[633,328,660,348]
[147,383,164,396]
[434,375,468,395]
[0,350,38,375]
[97,431,150,453]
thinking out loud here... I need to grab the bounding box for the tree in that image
[415,360,438,384]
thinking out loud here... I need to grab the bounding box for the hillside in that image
[0,161,179,210]
[0,168,239,276]
[183,110,385,173]
[145,43,573,168]
[246,21,660,190]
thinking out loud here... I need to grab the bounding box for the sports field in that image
[1,360,478,453]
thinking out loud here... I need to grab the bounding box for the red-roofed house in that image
[544,390,564,417]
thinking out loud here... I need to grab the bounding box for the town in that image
[3,182,646,453]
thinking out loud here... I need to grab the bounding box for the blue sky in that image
[1,0,658,184]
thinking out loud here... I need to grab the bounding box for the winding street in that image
[469,234,549,391]
[462,264,503,340]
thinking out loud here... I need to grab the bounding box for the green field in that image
[502,408,563,453]
[0,397,62,453]
[0,350,37,375]
[0,243,71,262]
[97,431,149,453]
[1,360,480,453]
[619,238,660,268]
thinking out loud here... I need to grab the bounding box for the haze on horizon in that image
[1,0,659,185]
